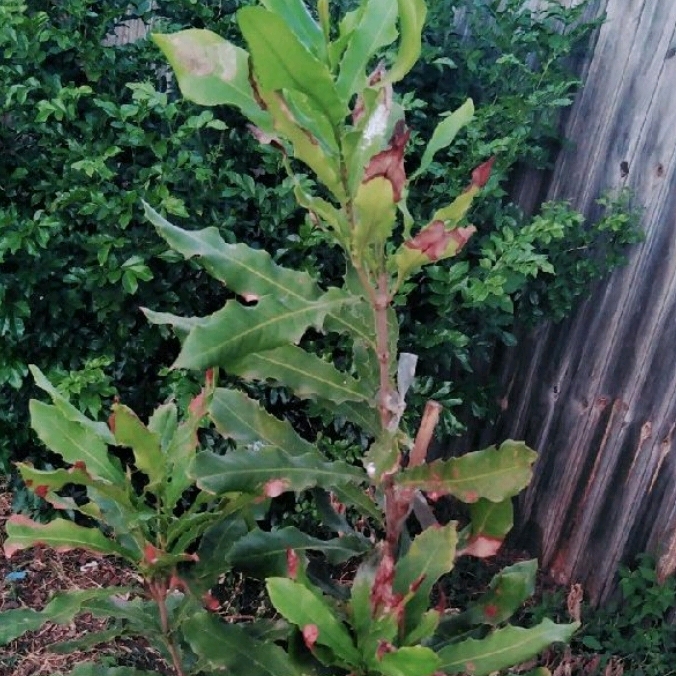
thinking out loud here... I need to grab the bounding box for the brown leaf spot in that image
[363,119,410,201]
[484,603,498,619]
[302,624,319,650]
[34,485,49,499]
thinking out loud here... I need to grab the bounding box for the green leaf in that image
[144,204,323,303]
[431,186,478,226]
[437,619,579,676]
[264,91,344,198]
[152,30,269,128]
[190,515,250,590]
[111,404,164,488]
[4,515,132,559]
[192,446,365,497]
[395,440,537,503]
[174,287,354,370]
[379,646,440,676]
[228,527,370,577]
[336,0,398,100]
[267,578,361,666]
[238,6,345,125]
[29,365,115,445]
[260,0,326,58]
[352,176,397,257]
[394,524,457,636]
[469,498,514,539]
[183,610,303,676]
[148,401,178,452]
[0,588,135,645]
[463,560,537,626]
[209,387,315,455]
[229,345,371,405]
[29,400,124,484]
[386,0,427,84]
[413,99,474,179]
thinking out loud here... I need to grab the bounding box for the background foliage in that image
[0,0,640,482]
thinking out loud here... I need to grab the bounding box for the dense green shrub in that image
[0,0,640,478]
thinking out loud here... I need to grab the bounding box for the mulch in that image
[0,487,171,676]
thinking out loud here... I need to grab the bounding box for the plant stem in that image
[149,579,186,676]
[375,272,394,431]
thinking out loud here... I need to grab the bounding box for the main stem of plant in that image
[149,578,186,676]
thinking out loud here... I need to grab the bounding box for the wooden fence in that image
[480,0,676,604]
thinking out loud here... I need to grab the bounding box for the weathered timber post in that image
[486,0,676,604]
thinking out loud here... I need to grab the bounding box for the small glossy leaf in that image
[30,400,123,485]
[379,646,440,676]
[437,619,579,675]
[209,387,315,455]
[386,0,427,84]
[395,440,537,503]
[192,446,364,496]
[413,99,474,179]
[111,404,164,487]
[267,578,361,665]
[4,515,132,559]
[229,345,370,405]
[336,0,398,100]
[174,288,353,370]
[228,527,369,577]
[183,610,303,676]
[238,6,345,125]
[152,30,269,127]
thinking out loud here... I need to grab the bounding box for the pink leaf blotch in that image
[405,222,476,262]
[458,535,503,558]
[302,624,319,650]
[264,478,290,498]
[287,548,299,580]
[471,157,495,188]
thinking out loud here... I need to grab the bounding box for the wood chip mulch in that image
[0,487,172,676]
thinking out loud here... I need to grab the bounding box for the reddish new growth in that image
[404,221,476,262]
[286,548,299,580]
[363,119,410,202]
[71,460,87,472]
[143,543,162,565]
[376,641,395,660]
[302,624,319,650]
[470,157,495,188]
